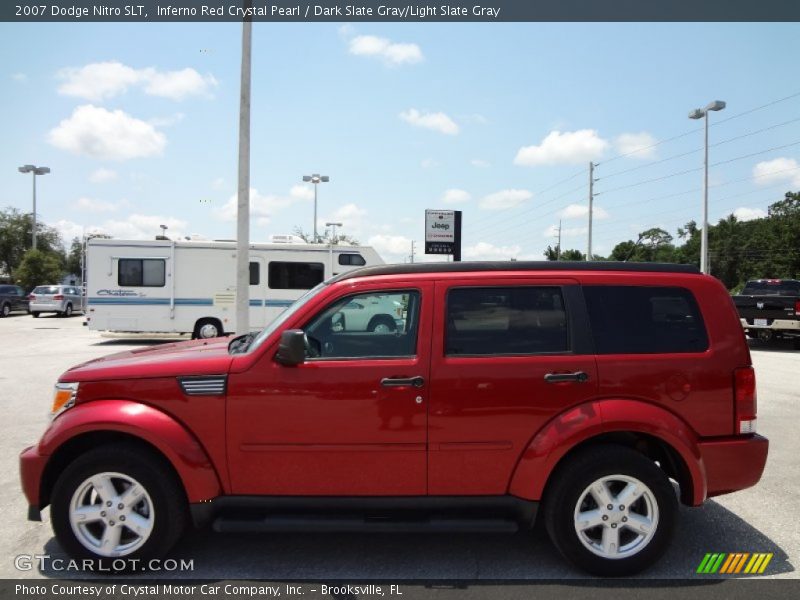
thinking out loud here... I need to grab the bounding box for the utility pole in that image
[410,240,416,263]
[587,162,594,261]
[556,220,562,260]
[235,9,253,335]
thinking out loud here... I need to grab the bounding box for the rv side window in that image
[249,262,260,285]
[338,253,366,266]
[118,259,166,287]
[268,262,325,290]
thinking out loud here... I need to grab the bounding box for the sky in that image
[2,21,800,264]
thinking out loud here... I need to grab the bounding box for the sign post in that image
[425,209,462,261]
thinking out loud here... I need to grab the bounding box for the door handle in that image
[544,371,589,384]
[381,376,425,388]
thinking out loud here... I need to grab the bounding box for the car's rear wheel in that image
[1,303,10,317]
[50,445,187,568]
[63,303,73,318]
[368,315,396,333]
[31,312,40,318]
[543,445,677,576]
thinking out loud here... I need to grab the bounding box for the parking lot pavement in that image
[0,314,797,580]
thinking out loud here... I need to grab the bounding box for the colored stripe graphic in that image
[697,552,772,574]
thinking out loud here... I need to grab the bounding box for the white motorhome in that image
[85,237,383,337]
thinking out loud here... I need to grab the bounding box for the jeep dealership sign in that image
[425,209,462,260]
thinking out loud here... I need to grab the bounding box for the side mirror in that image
[275,329,306,366]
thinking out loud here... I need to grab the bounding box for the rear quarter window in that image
[583,286,708,354]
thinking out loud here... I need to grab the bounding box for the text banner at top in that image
[5,0,800,22]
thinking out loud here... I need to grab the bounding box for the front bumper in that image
[20,445,47,521]
[700,433,769,499]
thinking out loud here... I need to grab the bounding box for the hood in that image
[61,337,235,382]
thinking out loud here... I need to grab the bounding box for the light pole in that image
[302,173,329,243]
[159,224,168,239]
[17,164,50,250]
[689,100,726,274]
[325,221,343,244]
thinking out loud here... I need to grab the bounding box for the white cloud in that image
[560,203,609,220]
[74,197,124,213]
[514,129,608,166]
[752,158,800,187]
[320,203,369,236]
[615,132,658,159]
[420,158,439,169]
[100,214,188,240]
[733,207,767,221]
[470,159,490,168]
[48,105,166,161]
[12,73,27,82]
[367,234,413,263]
[57,61,142,101]
[463,242,523,261]
[400,109,459,135]
[51,219,85,246]
[148,112,185,127]
[211,177,226,190]
[348,35,424,66]
[441,189,471,204]
[143,68,217,101]
[57,61,216,102]
[480,189,532,210]
[89,168,117,183]
[215,186,312,223]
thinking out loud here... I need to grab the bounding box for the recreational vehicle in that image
[84,238,383,337]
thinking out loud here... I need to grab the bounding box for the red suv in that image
[20,262,768,575]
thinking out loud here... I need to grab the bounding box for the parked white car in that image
[29,285,84,318]
[335,294,405,332]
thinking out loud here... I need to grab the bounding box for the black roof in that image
[331,261,700,283]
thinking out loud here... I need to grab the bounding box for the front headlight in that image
[51,382,78,419]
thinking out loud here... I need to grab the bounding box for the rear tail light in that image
[795,299,800,316]
[27,294,35,300]
[53,294,64,300]
[734,366,757,435]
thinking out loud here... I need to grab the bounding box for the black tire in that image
[543,444,677,576]
[0,303,9,318]
[63,303,73,318]
[192,318,223,339]
[31,312,40,318]
[50,444,187,570]
[367,315,396,333]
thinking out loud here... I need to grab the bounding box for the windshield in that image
[245,283,327,353]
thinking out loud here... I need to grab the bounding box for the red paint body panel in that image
[700,434,769,498]
[19,445,47,507]
[36,400,221,503]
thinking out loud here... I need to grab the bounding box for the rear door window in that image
[445,287,569,356]
[583,286,708,354]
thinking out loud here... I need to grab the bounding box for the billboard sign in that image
[425,209,462,259]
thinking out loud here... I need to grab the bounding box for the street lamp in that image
[325,221,343,244]
[689,100,726,274]
[17,164,50,250]
[302,173,330,243]
[159,224,168,239]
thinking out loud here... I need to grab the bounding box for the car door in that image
[226,281,433,496]
[427,278,598,495]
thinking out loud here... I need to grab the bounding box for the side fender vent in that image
[178,376,227,396]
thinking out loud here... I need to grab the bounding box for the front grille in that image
[178,376,227,396]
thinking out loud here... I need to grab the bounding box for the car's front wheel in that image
[50,445,187,567]
[1,303,10,317]
[543,445,677,576]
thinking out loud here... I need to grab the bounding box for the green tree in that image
[66,237,83,278]
[559,249,585,261]
[292,226,359,245]
[0,207,65,281]
[14,249,64,292]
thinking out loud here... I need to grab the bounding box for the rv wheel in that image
[193,318,223,339]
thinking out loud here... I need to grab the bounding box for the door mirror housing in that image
[275,329,306,366]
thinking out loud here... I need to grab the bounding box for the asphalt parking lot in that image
[0,313,798,581]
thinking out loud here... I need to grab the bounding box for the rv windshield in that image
[246,282,327,353]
